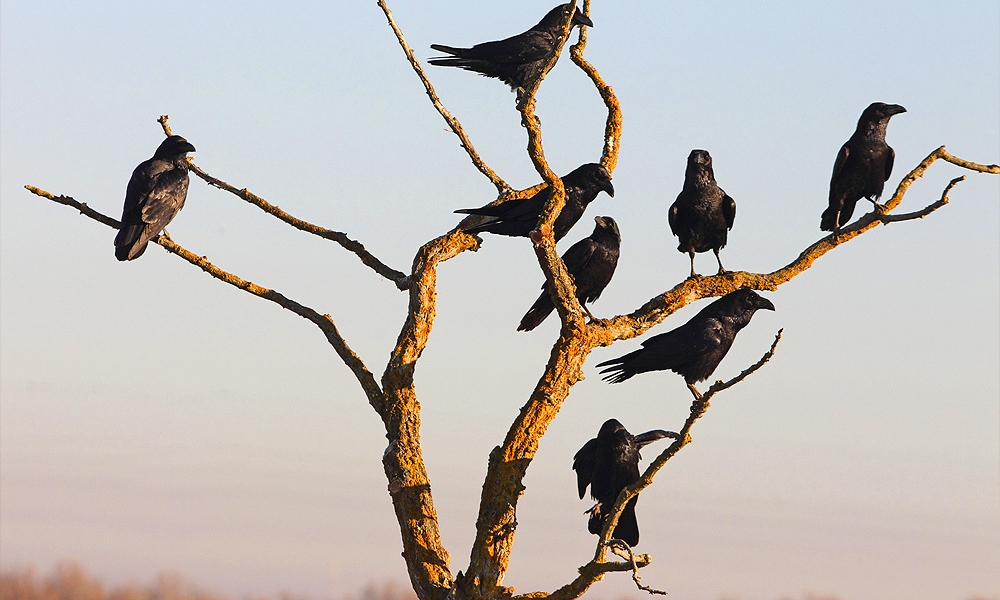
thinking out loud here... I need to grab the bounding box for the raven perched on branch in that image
[821,102,907,232]
[669,149,736,278]
[114,135,196,261]
[429,3,593,92]
[518,216,620,331]
[456,163,614,241]
[597,288,774,385]
[573,419,677,547]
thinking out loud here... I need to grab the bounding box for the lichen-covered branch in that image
[156,116,408,287]
[568,0,623,172]
[22,185,383,405]
[376,0,511,195]
[379,231,481,600]
[588,147,1000,346]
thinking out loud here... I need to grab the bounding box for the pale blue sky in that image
[1,1,998,599]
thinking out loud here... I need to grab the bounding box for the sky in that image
[1,1,998,599]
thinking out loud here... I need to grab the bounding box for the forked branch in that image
[157,116,408,287]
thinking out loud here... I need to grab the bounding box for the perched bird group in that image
[111,2,909,552]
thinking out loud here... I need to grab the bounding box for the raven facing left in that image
[429,4,594,92]
[456,163,614,241]
[597,288,774,385]
[518,216,620,331]
[669,149,736,278]
[115,135,196,261]
[573,419,677,547]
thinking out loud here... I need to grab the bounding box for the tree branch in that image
[22,185,384,405]
[376,0,511,196]
[589,147,1000,346]
[156,116,408,287]
[568,0,623,173]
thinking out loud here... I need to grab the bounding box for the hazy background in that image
[1,1,997,598]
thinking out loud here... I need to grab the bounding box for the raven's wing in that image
[456,188,547,220]
[140,168,189,230]
[884,146,895,182]
[830,144,849,184]
[558,237,598,284]
[721,192,736,230]
[613,497,640,547]
[667,196,682,236]
[572,438,599,499]
[461,30,555,63]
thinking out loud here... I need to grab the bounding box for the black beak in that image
[573,11,594,27]
[599,179,614,197]
[886,104,907,116]
[757,297,776,311]
[179,141,196,153]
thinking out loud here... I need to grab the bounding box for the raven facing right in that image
[456,163,614,241]
[429,4,594,92]
[669,149,736,278]
[518,216,620,331]
[115,135,196,261]
[573,419,677,547]
[821,102,907,232]
[597,288,774,385]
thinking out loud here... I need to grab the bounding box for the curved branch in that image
[376,0,511,196]
[568,0,623,173]
[590,147,1000,345]
[22,185,383,404]
[378,231,481,600]
[156,116,408,287]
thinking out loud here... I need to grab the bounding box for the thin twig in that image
[157,116,408,287]
[376,0,510,195]
[23,185,384,405]
[607,540,667,595]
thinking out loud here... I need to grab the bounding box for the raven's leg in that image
[688,252,699,278]
[582,304,596,321]
[714,248,727,274]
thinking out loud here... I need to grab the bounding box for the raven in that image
[456,163,614,241]
[597,288,774,385]
[669,149,736,278]
[429,4,594,92]
[518,216,621,331]
[115,135,196,261]
[821,102,907,232]
[573,419,676,546]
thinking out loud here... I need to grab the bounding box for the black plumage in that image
[821,102,907,232]
[429,3,593,92]
[597,288,775,385]
[456,163,614,241]
[114,135,196,261]
[573,419,676,546]
[668,149,736,278]
[518,216,621,331]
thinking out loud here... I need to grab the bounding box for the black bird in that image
[429,4,594,92]
[518,216,621,331]
[597,288,775,385]
[821,102,907,232]
[115,135,196,261]
[573,419,677,546]
[668,149,736,278]
[456,163,614,241]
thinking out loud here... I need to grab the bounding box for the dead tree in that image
[23,1,999,598]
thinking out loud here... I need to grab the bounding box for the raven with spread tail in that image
[573,419,676,546]
[429,4,593,92]
[115,135,196,261]
[456,163,614,241]
[598,288,774,385]
[518,216,620,331]
[669,149,736,278]
[821,102,906,232]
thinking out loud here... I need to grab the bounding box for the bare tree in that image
[22,1,999,599]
